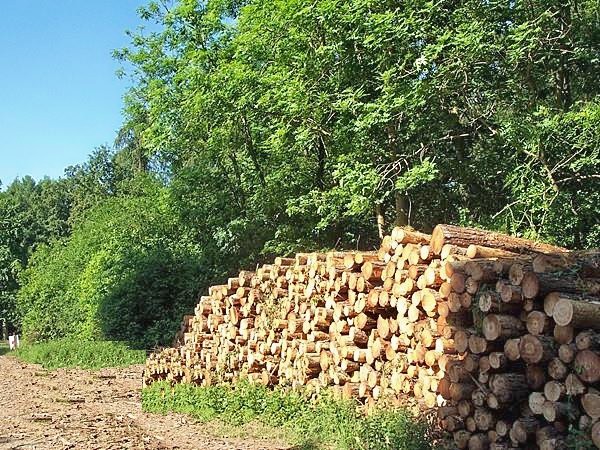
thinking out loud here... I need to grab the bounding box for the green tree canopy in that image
[115,0,599,251]
[6,0,600,345]
[17,177,211,347]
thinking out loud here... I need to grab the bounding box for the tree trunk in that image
[523,273,600,298]
[430,224,566,255]
[533,250,600,278]
[574,350,600,384]
[519,334,556,364]
[489,373,529,403]
[482,314,525,341]
[394,191,409,226]
[553,294,600,328]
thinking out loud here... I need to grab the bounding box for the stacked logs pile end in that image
[430,226,600,449]
[143,224,600,449]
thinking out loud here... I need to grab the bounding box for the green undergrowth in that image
[15,338,146,370]
[142,381,432,450]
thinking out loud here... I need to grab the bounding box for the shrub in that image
[17,180,208,348]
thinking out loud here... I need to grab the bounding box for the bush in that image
[142,381,432,450]
[15,338,146,370]
[17,179,209,348]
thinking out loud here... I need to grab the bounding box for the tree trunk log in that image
[512,416,540,444]
[489,373,529,403]
[553,294,600,329]
[466,244,519,259]
[544,380,565,402]
[565,373,586,396]
[504,338,521,361]
[576,330,600,351]
[523,273,600,299]
[525,365,546,390]
[532,250,600,278]
[581,393,600,419]
[548,358,568,381]
[574,350,600,384]
[592,421,600,449]
[526,311,552,336]
[483,314,525,341]
[430,224,566,255]
[519,334,556,364]
[553,325,574,345]
[390,227,430,245]
[467,433,490,450]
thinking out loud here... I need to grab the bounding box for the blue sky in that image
[0,1,153,187]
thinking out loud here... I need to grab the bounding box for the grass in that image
[0,341,9,356]
[142,381,433,450]
[15,338,146,370]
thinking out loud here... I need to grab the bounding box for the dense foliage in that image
[116,0,600,249]
[17,179,208,347]
[0,176,71,330]
[143,380,432,449]
[1,0,598,346]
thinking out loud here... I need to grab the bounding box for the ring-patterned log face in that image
[553,299,573,326]
[582,393,600,419]
[574,350,600,384]
[482,315,501,341]
[519,334,543,364]
[143,225,600,449]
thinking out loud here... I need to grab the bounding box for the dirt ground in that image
[0,355,292,450]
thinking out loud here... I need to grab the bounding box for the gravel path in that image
[0,355,291,450]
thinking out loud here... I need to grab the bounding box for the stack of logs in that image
[143,224,600,449]
[432,229,600,450]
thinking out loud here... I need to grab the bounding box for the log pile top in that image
[143,224,600,449]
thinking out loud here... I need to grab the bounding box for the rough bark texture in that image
[519,334,556,364]
[552,294,600,328]
[482,314,525,341]
[430,224,566,256]
[533,250,600,278]
[144,223,600,449]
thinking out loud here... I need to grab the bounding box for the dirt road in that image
[0,355,290,450]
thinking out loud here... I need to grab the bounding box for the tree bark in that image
[482,314,525,341]
[519,334,556,364]
[430,224,566,255]
[394,191,409,226]
[533,250,600,278]
[553,293,600,328]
